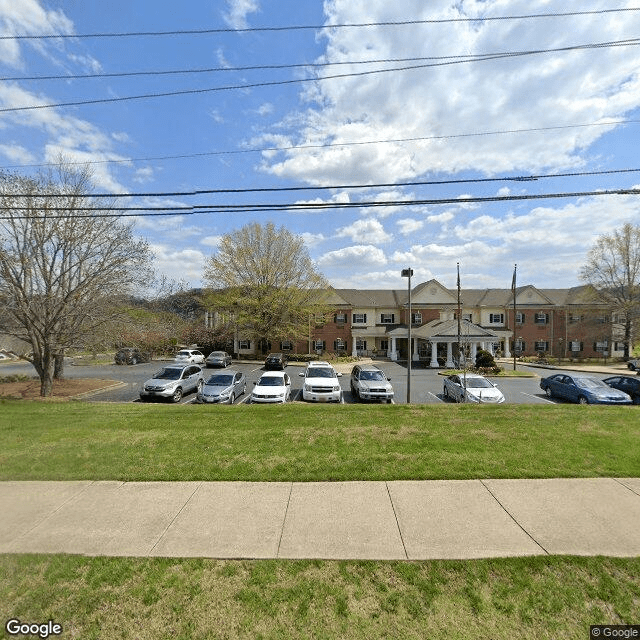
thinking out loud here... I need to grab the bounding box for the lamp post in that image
[401,268,413,404]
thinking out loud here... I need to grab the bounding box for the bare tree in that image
[580,223,640,359]
[0,164,153,396]
[203,222,330,352]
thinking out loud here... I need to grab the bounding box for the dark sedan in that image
[115,348,151,365]
[539,374,631,405]
[205,351,232,368]
[603,375,640,404]
[264,353,288,370]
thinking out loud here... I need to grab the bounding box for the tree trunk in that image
[32,351,55,397]
[54,352,65,379]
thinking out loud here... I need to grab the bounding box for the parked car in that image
[603,375,640,404]
[251,371,291,404]
[115,347,151,365]
[350,364,394,402]
[626,359,640,372]
[539,374,631,405]
[443,373,505,403]
[299,361,343,403]
[197,370,246,404]
[174,349,205,364]
[139,365,204,403]
[264,353,288,370]
[205,351,232,368]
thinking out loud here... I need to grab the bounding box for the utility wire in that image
[0,119,634,172]
[3,39,638,82]
[1,189,639,219]
[5,167,640,199]
[1,8,638,40]
[1,38,638,113]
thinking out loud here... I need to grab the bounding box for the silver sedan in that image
[196,370,246,404]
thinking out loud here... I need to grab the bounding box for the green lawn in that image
[1,400,638,481]
[3,400,639,638]
[1,554,638,640]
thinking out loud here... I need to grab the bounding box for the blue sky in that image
[1,0,640,291]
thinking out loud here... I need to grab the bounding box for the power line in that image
[1,118,635,172]
[3,39,638,82]
[2,8,638,40]
[1,188,639,219]
[1,38,638,113]
[4,167,640,199]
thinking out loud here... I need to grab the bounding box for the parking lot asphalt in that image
[0,358,634,405]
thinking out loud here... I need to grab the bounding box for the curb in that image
[72,381,126,400]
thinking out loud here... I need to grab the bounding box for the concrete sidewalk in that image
[1,479,639,560]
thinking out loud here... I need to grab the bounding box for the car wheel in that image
[545,387,553,398]
[172,388,183,403]
[196,380,204,394]
[131,357,138,365]
[578,395,589,405]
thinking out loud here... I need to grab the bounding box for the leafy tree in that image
[0,164,153,396]
[580,223,640,359]
[203,222,330,352]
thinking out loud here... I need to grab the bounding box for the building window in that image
[355,339,367,352]
[380,339,389,351]
[515,312,525,324]
[334,339,346,352]
[614,341,626,352]
[535,312,549,324]
[594,340,609,352]
[411,312,422,324]
[570,341,583,352]
[314,314,325,326]
[281,340,293,351]
[454,313,472,321]
[353,313,367,324]
[489,313,504,324]
[535,341,549,352]
[239,340,251,350]
[569,314,582,323]
[334,312,347,324]
[513,340,525,352]
[313,340,325,351]
[380,313,395,324]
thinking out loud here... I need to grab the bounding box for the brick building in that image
[206,280,628,365]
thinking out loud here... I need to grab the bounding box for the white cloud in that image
[201,235,222,248]
[336,218,391,244]
[133,166,154,184]
[317,244,387,268]
[0,143,35,164]
[150,243,207,285]
[223,0,260,30]
[262,0,640,184]
[256,102,274,116]
[301,231,326,248]
[397,218,424,235]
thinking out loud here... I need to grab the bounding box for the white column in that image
[352,339,357,357]
[445,342,455,368]
[390,337,398,361]
[430,341,439,367]
[503,339,511,358]
[413,337,420,361]
[471,342,478,361]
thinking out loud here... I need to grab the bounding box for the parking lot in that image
[0,358,584,405]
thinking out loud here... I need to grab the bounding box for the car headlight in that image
[333,385,340,392]
[304,384,312,391]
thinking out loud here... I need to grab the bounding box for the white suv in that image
[299,361,343,403]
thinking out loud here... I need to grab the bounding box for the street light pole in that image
[402,268,413,404]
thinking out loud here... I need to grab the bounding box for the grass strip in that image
[1,554,638,640]
[1,401,639,481]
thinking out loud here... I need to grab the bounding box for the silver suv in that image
[350,364,394,403]
[140,365,204,403]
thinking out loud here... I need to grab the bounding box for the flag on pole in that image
[457,262,460,290]
[511,264,517,293]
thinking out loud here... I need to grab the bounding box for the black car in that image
[264,353,288,370]
[603,375,640,404]
[115,347,151,365]
[627,359,640,372]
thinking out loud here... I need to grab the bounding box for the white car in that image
[299,361,343,403]
[251,371,292,404]
[174,349,205,364]
[443,373,505,404]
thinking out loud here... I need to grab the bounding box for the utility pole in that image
[402,268,413,404]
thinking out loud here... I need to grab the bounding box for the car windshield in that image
[207,375,233,385]
[176,351,190,357]
[360,371,385,381]
[258,376,284,386]
[307,368,335,378]
[575,377,607,389]
[154,368,182,380]
[465,378,493,389]
[210,352,226,357]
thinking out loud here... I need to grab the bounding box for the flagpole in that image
[512,264,517,371]
[457,262,461,367]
